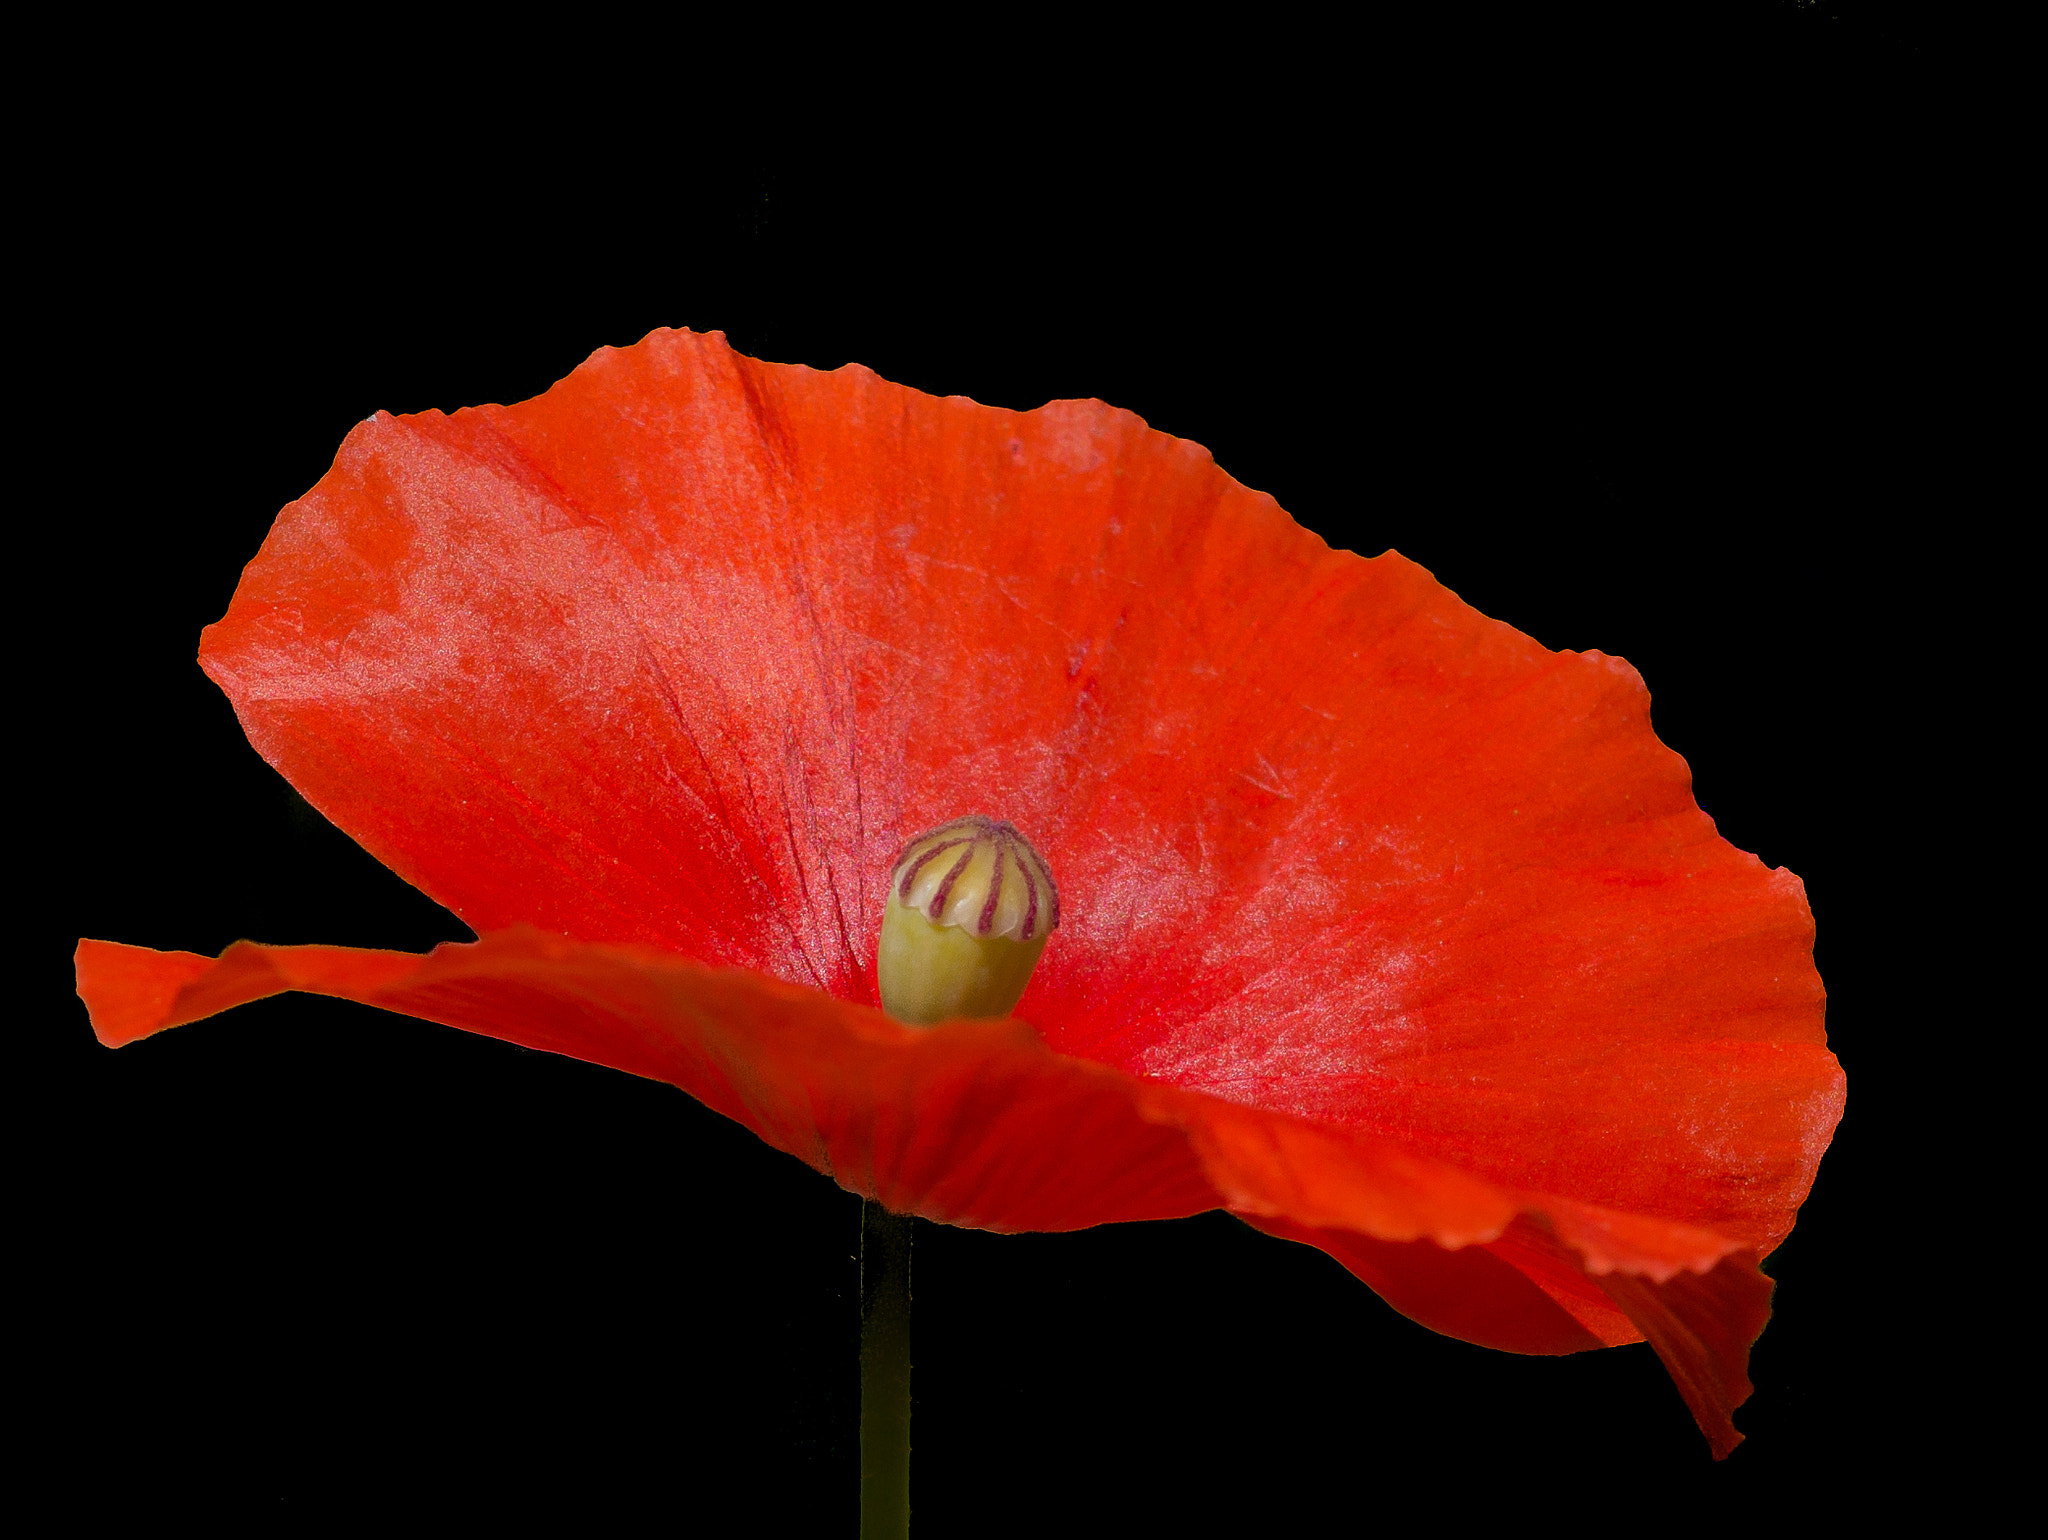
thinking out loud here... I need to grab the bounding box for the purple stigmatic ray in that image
[1017,854,1039,941]
[925,844,976,924]
[978,844,1006,936]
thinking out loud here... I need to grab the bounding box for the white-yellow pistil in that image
[877,815,1061,1026]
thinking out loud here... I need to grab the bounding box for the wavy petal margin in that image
[80,928,1772,1456]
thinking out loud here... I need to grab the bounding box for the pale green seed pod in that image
[877,816,1060,1026]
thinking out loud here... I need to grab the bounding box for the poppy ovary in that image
[877,815,1061,1026]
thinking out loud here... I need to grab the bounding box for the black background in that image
[34,5,1971,1530]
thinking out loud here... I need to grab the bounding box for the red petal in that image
[79,929,1779,1453]
[1596,1253,1775,1461]
[169,328,1842,1453]
[200,329,1839,1259]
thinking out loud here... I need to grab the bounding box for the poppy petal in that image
[143,327,1840,1456]
[78,928,1774,1453]
[1595,1252,1775,1461]
[196,329,1839,1282]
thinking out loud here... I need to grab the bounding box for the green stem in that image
[860,1200,912,1538]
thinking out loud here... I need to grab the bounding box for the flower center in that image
[876,815,1060,1025]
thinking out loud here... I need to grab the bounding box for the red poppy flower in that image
[74,327,1843,1459]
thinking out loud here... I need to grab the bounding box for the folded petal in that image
[78,928,1775,1453]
